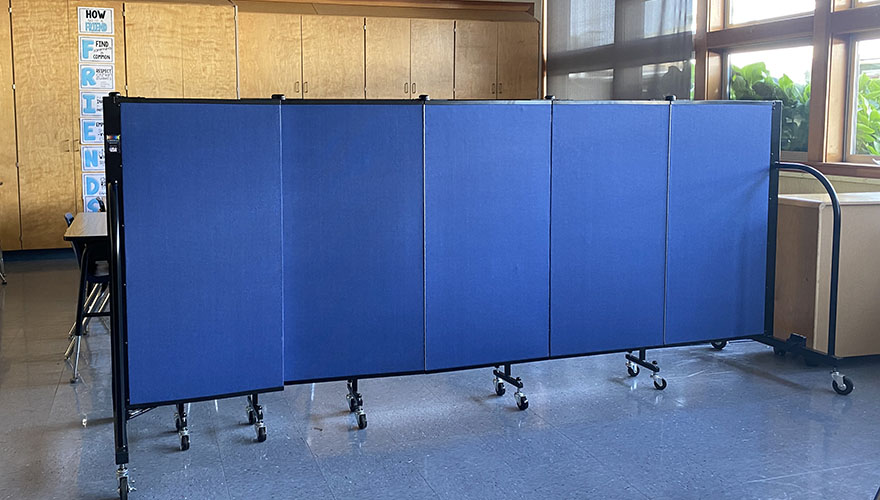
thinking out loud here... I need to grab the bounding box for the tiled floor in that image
[1,252,879,500]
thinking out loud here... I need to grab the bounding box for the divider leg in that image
[246,394,267,441]
[492,364,528,410]
[174,403,190,450]
[346,380,367,429]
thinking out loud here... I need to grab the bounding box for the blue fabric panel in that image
[425,103,551,371]
[282,104,425,382]
[121,102,284,406]
[550,103,668,356]
[666,102,772,344]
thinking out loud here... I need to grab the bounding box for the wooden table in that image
[63,212,108,244]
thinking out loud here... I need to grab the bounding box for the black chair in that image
[64,212,111,383]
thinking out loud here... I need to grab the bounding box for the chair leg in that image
[70,335,82,384]
[69,247,91,384]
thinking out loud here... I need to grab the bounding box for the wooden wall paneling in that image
[0,0,20,248]
[123,2,184,98]
[496,21,538,99]
[365,17,410,99]
[238,4,303,99]
[301,15,365,99]
[410,18,454,99]
[70,0,125,214]
[181,2,237,98]
[12,0,75,249]
[453,20,497,99]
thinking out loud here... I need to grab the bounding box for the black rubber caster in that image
[773,347,786,357]
[174,415,183,431]
[494,379,506,396]
[515,392,528,411]
[347,395,363,412]
[356,412,368,429]
[653,377,668,390]
[179,433,190,451]
[627,364,639,377]
[247,408,256,425]
[711,341,727,350]
[256,424,267,442]
[832,376,853,395]
[118,476,129,500]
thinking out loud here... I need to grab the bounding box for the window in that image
[549,70,614,100]
[641,60,695,99]
[728,46,813,153]
[728,0,815,26]
[849,37,880,163]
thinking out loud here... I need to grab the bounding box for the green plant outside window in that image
[730,62,810,152]
[855,70,880,157]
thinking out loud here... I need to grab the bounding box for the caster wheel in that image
[832,376,853,395]
[653,378,667,391]
[347,395,362,412]
[804,358,819,367]
[256,424,268,442]
[515,393,528,411]
[711,341,727,350]
[773,347,786,357]
[627,365,639,377]
[174,415,183,431]
[356,412,368,430]
[179,433,190,451]
[247,408,256,425]
[494,380,506,396]
[118,476,129,500]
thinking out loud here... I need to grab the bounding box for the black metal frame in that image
[105,95,848,499]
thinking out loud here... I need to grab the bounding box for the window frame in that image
[845,32,880,164]
[725,0,816,29]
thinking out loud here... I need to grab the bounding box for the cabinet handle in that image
[404,82,409,94]
[295,81,300,93]
[412,82,416,95]
[491,83,496,95]
[498,82,503,94]
[303,81,309,94]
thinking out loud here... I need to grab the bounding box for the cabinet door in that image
[365,17,410,99]
[124,2,184,98]
[12,0,75,249]
[497,22,539,100]
[0,3,20,249]
[125,2,236,99]
[410,19,454,100]
[238,8,302,99]
[454,20,498,99]
[302,16,365,99]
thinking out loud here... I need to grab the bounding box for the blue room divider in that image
[120,101,285,406]
[282,103,425,382]
[550,102,669,356]
[424,102,552,370]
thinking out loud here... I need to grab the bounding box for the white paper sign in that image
[83,196,104,213]
[80,64,114,90]
[79,36,114,62]
[81,146,105,171]
[78,7,114,35]
[82,173,106,197]
[80,91,108,117]
[81,118,104,145]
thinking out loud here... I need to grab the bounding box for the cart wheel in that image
[174,415,183,432]
[494,379,506,396]
[256,408,264,420]
[653,378,667,391]
[118,476,129,500]
[515,392,528,411]
[347,396,358,412]
[179,433,190,451]
[246,408,256,425]
[256,424,268,442]
[832,376,853,395]
[711,341,727,350]
[627,365,640,377]
[356,412,368,430]
[773,347,786,357]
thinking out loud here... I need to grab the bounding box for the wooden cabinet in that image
[125,1,236,99]
[238,3,303,99]
[0,2,20,249]
[12,0,75,249]
[365,17,411,99]
[454,20,498,99]
[411,19,454,100]
[302,16,365,99]
[775,193,880,358]
[497,22,539,100]
[454,20,539,100]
